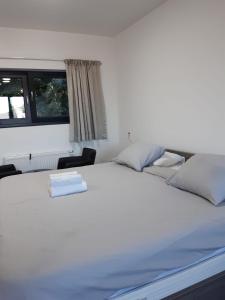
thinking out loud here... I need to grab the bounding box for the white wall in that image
[116,0,225,154]
[0,27,119,163]
[2,0,225,164]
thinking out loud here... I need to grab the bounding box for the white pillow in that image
[153,151,185,167]
[113,142,165,172]
[168,154,225,206]
[143,164,182,180]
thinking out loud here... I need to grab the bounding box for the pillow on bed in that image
[143,164,182,180]
[113,142,165,172]
[167,154,225,205]
[153,151,185,167]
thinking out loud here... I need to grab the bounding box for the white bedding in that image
[0,162,225,299]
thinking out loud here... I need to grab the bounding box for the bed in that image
[0,153,225,300]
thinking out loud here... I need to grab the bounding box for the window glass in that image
[0,77,26,120]
[32,76,68,118]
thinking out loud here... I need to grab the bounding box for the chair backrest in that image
[0,164,16,172]
[82,148,96,165]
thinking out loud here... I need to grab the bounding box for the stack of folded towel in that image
[49,171,87,197]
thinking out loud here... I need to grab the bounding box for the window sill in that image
[0,121,69,129]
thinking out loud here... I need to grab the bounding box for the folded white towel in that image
[50,171,78,178]
[50,180,88,198]
[50,171,83,187]
[153,152,185,167]
[50,171,78,181]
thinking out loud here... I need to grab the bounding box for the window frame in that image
[0,69,69,128]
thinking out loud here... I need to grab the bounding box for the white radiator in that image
[3,150,72,172]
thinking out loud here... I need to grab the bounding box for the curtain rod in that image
[0,57,102,64]
[0,56,64,62]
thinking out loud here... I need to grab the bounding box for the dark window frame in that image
[0,69,69,128]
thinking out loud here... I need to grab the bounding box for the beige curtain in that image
[64,59,107,142]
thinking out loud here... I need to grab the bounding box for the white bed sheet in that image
[0,162,225,300]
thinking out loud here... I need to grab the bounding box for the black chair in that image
[0,164,22,179]
[57,148,97,170]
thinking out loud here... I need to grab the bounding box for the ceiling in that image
[0,0,167,37]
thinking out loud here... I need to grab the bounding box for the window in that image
[0,70,69,127]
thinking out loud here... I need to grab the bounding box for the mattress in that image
[0,162,225,300]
